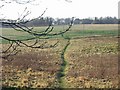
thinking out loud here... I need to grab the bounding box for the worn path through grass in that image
[57,37,70,88]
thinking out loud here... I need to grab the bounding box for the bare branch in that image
[0,5,4,8]
[17,7,31,22]
[1,1,74,59]
[14,0,36,4]
[65,0,72,3]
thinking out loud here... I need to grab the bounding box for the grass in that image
[2,37,119,88]
[64,29,118,38]
[1,24,118,44]
[64,37,118,88]
[1,24,119,88]
[57,38,70,88]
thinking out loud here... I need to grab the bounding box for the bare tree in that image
[0,0,74,59]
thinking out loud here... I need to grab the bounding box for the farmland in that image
[1,24,119,88]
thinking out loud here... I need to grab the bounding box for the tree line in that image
[0,16,119,28]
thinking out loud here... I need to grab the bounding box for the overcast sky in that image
[0,0,119,19]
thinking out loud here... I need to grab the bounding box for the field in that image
[1,24,119,88]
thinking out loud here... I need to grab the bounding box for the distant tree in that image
[82,18,93,24]
[92,17,118,24]
[64,18,71,25]
[74,18,81,24]
[92,17,100,24]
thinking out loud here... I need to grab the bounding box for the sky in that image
[0,0,119,20]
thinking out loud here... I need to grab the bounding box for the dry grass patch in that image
[64,37,118,88]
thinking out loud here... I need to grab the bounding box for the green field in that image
[1,24,118,43]
[1,24,119,88]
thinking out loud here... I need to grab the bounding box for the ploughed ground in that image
[2,36,119,88]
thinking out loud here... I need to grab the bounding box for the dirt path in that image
[57,38,70,88]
